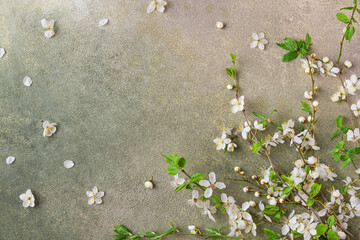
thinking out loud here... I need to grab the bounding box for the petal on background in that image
[64,160,74,169]
[6,156,15,165]
[250,41,258,49]
[204,188,213,198]
[258,42,265,50]
[23,76,32,87]
[98,18,109,27]
[147,2,156,13]
[258,32,265,39]
[44,30,55,38]
[0,48,5,58]
[209,172,216,183]
[252,33,258,40]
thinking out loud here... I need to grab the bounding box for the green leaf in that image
[274,211,281,220]
[335,140,344,149]
[345,26,355,42]
[296,184,302,190]
[185,184,193,190]
[252,143,262,153]
[292,231,303,238]
[301,101,312,114]
[167,165,178,175]
[340,126,348,134]
[315,224,328,236]
[174,182,189,192]
[264,228,280,239]
[276,43,293,51]
[355,147,360,154]
[253,111,267,120]
[230,53,236,63]
[305,33,312,47]
[305,165,310,174]
[336,12,350,23]
[340,184,350,194]
[212,195,221,207]
[269,109,277,117]
[340,6,354,10]
[163,154,178,165]
[327,229,338,240]
[309,183,321,198]
[341,159,351,169]
[178,157,186,168]
[262,205,279,215]
[282,186,293,196]
[226,68,235,78]
[336,116,343,128]
[331,129,340,140]
[282,51,299,62]
[333,152,342,161]
[281,175,294,185]
[347,148,356,159]
[307,198,314,207]
[190,173,204,182]
[327,215,337,226]
[205,228,220,235]
[284,38,299,51]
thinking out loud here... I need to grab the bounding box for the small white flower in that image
[351,100,360,117]
[230,95,245,113]
[312,101,319,107]
[188,190,201,207]
[298,116,306,123]
[342,177,360,196]
[301,59,317,74]
[41,19,56,38]
[0,48,5,58]
[227,84,233,90]
[323,57,329,63]
[19,189,35,208]
[331,86,346,102]
[147,0,167,13]
[145,180,154,189]
[214,133,231,150]
[249,200,256,207]
[227,142,237,152]
[170,174,185,188]
[241,121,251,139]
[86,186,104,205]
[199,172,226,198]
[6,156,15,165]
[344,60,352,68]
[268,197,277,206]
[254,121,266,131]
[43,121,57,137]
[201,200,216,222]
[188,225,199,234]
[250,32,268,50]
[347,128,360,142]
[306,156,318,165]
[98,18,109,27]
[216,22,224,29]
[325,61,340,77]
[63,160,74,169]
[345,74,360,95]
[23,76,32,87]
[304,91,313,100]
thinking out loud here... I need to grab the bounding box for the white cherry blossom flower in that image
[306,156,317,165]
[331,86,346,102]
[230,95,245,113]
[254,121,266,131]
[199,172,226,198]
[170,174,185,188]
[250,32,268,50]
[201,200,216,222]
[43,121,57,137]
[147,0,167,13]
[325,61,340,77]
[282,119,295,137]
[241,121,251,139]
[331,189,343,205]
[304,91,313,100]
[282,210,295,235]
[188,225,199,234]
[221,193,235,210]
[19,189,35,208]
[86,186,104,205]
[356,168,360,174]
[347,128,360,142]
[41,19,56,38]
[227,142,237,152]
[351,100,360,117]
[187,190,201,207]
[301,59,317,74]
[331,226,347,239]
[342,177,360,196]
[214,133,231,150]
[344,60,352,68]
[344,74,360,95]
[318,202,333,217]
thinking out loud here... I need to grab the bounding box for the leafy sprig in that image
[276,33,312,62]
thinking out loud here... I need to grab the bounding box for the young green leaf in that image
[212,195,221,207]
[178,157,186,168]
[253,111,267,120]
[305,33,312,47]
[309,183,321,198]
[264,228,281,239]
[205,228,220,235]
[167,165,178,175]
[307,198,315,207]
[284,38,299,51]
[331,129,340,140]
[341,159,351,169]
[226,68,235,78]
[281,175,294,185]
[190,173,204,182]
[327,229,338,240]
[301,101,312,114]
[282,51,299,62]
[336,12,350,23]
[315,224,328,236]
[327,215,337,226]
[336,116,343,128]
[252,143,262,153]
[230,53,236,63]
[174,182,189,192]
[262,205,279,215]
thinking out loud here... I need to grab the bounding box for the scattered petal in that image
[98,18,109,27]
[23,76,32,87]
[64,160,74,169]
[6,156,15,165]
[0,48,5,58]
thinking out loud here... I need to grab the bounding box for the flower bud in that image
[240,171,245,176]
[298,116,306,123]
[323,57,329,63]
[268,197,277,206]
[249,200,256,207]
[260,179,267,185]
[314,86,318,93]
[344,60,352,68]
[145,180,154,189]
[243,186,250,192]
[234,166,241,173]
[306,156,318,165]
[279,198,286,204]
[310,53,316,59]
[251,175,258,180]
[308,116,313,122]
[216,22,224,29]
[227,84,233,90]
[304,91,313,100]
[266,194,271,199]
[294,159,305,168]
[313,101,319,107]
[254,191,261,197]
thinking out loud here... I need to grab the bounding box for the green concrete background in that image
[1,0,360,239]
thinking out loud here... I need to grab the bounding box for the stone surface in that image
[1,0,360,239]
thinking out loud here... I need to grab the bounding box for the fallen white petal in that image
[64,160,74,169]
[6,156,15,165]
[23,76,32,87]
[0,48,5,58]
[98,18,109,27]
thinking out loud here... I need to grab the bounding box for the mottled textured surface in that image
[1,0,360,239]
